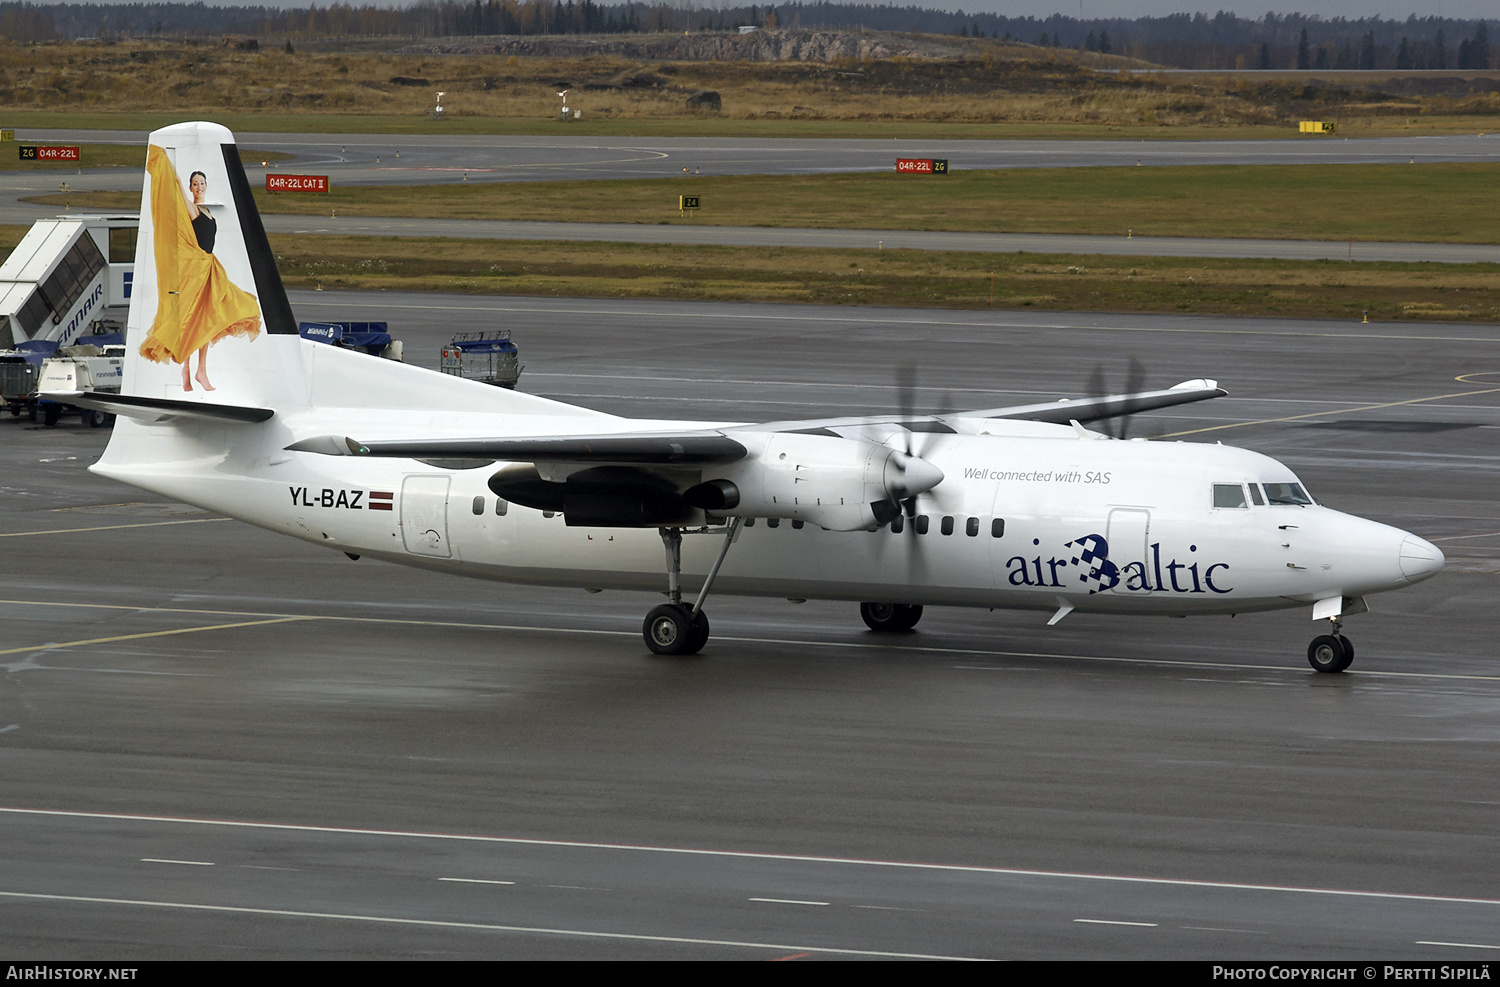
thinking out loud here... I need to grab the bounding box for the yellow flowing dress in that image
[138,145,262,365]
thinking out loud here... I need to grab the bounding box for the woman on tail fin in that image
[137,145,261,392]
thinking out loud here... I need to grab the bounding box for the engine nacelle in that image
[709,432,905,531]
[490,464,701,527]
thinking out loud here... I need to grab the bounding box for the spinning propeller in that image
[1085,356,1150,439]
[875,365,947,526]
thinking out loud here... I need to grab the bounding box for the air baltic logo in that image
[1005,533,1232,595]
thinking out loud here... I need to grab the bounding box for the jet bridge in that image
[0,214,136,417]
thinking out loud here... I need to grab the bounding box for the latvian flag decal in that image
[369,490,394,512]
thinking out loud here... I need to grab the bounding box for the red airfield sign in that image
[895,158,949,175]
[19,145,80,161]
[266,174,329,192]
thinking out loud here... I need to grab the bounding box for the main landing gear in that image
[643,519,743,656]
[1307,615,1355,673]
[859,602,923,633]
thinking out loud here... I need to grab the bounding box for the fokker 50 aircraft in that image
[48,122,1445,673]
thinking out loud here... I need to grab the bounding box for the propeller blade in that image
[1119,356,1147,440]
[895,363,917,457]
[886,364,946,527]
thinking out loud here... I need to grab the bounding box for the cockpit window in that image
[1263,482,1312,506]
[1213,483,1248,509]
[1248,483,1265,506]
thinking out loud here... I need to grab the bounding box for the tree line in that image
[0,2,1493,71]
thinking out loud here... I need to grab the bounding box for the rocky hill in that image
[398,29,973,63]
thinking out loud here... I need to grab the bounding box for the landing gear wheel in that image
[644,603,708,656]
[686,609,710,654]
[1308,634,1354,673]
[86,409,108,428]
[860,602,923,632]
[42,404,60,427]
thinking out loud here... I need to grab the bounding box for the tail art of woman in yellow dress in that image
[137,145,261,391]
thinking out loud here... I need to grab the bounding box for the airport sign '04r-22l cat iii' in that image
[47,123,1444,673]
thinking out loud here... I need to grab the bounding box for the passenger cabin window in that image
[915,515,930,535]
[940,516,954,536]
[966,517,979,537]
[992,518,1005,538]
[1263,482,1313,506]
[1213,483,1248,509]
[890,516,904,534]
[472,495,485,515]
[791,520,804,529]
[767,518,781,528]
[494,497,508,516]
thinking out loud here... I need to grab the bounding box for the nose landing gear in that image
[1307,616,1354,673]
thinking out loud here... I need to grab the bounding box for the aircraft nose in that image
[1399,534,1445,583]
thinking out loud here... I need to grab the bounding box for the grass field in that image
[217,235,1500,322]
[6,109,1496,142]
[2,39,1497,138]
[4,224,1484,321]
[33,163,1500,244]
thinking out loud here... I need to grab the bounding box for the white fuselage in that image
[92,338,1441,619]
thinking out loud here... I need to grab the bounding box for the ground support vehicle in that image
[298,321,405,362]
[1,215,135,424]
[35,334,124,427]
[441,331,522,389]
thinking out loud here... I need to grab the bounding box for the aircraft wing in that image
[286,379,1225,461]
[287,431,748,464]
[970,378,1227,424]
[738,379,1227,434]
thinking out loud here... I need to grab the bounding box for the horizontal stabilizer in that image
[287,432,747,465]
[49,390,273,425]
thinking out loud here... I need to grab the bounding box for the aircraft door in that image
[1106,508,1151,595]
[401,474,452,558]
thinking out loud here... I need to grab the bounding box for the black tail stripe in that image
[221,143,297,335]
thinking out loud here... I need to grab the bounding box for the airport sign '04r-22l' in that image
[19,145,80,161]
[896,158,949,174]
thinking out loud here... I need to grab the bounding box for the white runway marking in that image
[439,877,515,885]
[750,898,830,906]
[0,518,228,539]
[5,598,1500,683]
[1074,918,1158,927]
[0,890,979,960]
[6,806,1499,910]
[343,299,1500,344]
[140,858,213,866]
[1416,941,1500,950]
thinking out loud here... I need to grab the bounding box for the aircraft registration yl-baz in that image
[50,122,1444,673]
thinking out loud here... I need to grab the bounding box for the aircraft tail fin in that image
[77,119,612,506]
[109,121,303,410]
